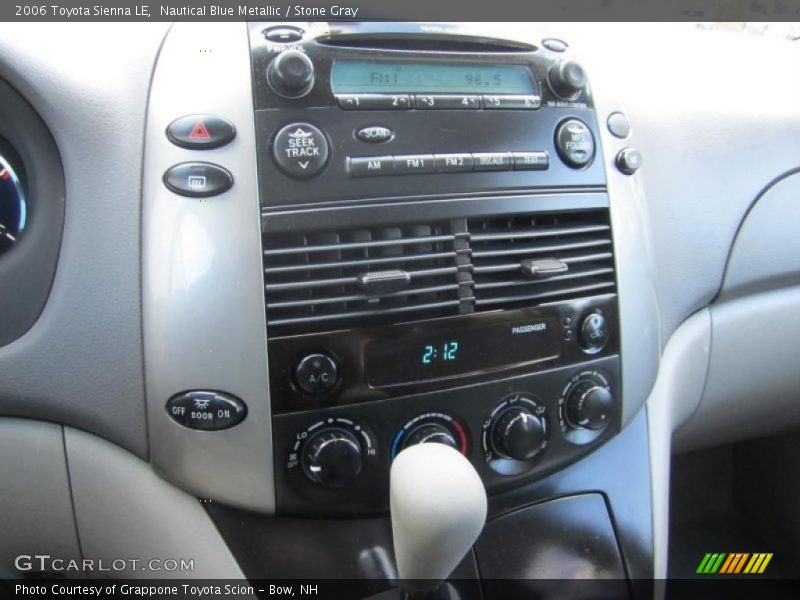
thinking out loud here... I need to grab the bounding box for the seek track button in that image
[273,122,329,178]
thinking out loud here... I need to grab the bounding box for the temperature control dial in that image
[483,394,548,476]
[302,428,362,488]
[392,412,468,459]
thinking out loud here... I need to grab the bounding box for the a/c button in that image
[294,353,339,394]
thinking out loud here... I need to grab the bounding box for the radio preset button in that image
[294,353,338,395]
[415,94,482,110]
[512,151,549,171]
[435,153,474,173]
[337,94,412,110]
[555,118,595,168]
[393,154,435,174]
[483,95,542,110]
[473,152,511,171]
[356,125,394,144]
[272,122,329,178]
[348,156,394,177]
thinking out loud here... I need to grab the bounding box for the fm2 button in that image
[294,353,338,395]
[166,391,247,431]
[272,122,329,178]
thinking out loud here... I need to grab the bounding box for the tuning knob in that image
[566,381,614,430]
[548,60,587,99]
[267,50,315,98]
[491,407,546,461]
[403,423,458,451]
[302,428,362,488]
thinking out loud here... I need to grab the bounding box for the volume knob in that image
[302,428,362,488]
[566,381,614,430]
[491,407,546,461]
[267,50,315,98]
[548,60,587,99]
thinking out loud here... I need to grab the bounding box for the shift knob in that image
[390,444,487,592]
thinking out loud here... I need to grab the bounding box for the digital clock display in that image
[365,318,559,387]
[330,60,537,95]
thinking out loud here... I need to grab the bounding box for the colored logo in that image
[696,552,773,574]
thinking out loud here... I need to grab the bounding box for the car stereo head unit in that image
[247,23,620,515]
[249,22,604,209]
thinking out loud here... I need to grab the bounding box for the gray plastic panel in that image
[642,309,711,580]
[142,23,274,512]
[562,23,800,346]
[586,52,661,426]
[65,426,245,579]
[674,287,800,453]
[0,419,80,573]
[0,24,169,458]
[720,171,800,300]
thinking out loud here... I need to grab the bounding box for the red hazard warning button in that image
[166,114,236,150]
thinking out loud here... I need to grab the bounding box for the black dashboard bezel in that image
[0,78,65,347]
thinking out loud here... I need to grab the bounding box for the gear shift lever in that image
[390,443,487,597]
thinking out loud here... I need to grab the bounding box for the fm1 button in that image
[295,353,338,395]
[555,118,595,168]
[163,162,233,197]
[273,122,329,178]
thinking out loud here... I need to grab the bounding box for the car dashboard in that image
[1,20,800,597]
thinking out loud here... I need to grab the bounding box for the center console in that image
[143,21,656,595]
[250,23,621,516]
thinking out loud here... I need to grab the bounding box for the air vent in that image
[467,211,616,310]
[263,222,472,336]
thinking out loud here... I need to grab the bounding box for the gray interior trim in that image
[643,309,711,581]
[65,426,245,579]
[674,287,800,452]
[718,170,800,301]
[142,22,275,512]
[583,45,661,427]
[0,23,170,458]
[0,419,81,574]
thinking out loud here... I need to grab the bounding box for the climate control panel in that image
[273,355,619,515]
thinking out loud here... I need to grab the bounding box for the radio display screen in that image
[364,317,559,387]
[330,60,537,95]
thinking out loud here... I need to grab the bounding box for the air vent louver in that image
[467,211,616,310]
[263,222,472,336]
[263,209,616,337]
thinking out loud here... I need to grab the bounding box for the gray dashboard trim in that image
[142,22,275,512]
[717,169,800,301]
[65,426,246,579]
[0,23,170,458]
[674,286,800,452]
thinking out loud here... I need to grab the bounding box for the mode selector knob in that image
[491,407,546,461]
[548,60,587,99]
[566,381,614,431]
[302,428,363,488]
[267,50,315,98]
